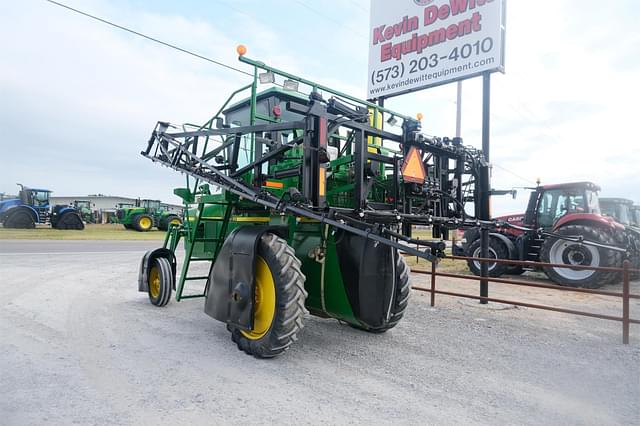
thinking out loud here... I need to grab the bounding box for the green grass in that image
[0,224,166,240]
[405,255,470,274]
[404,227,470,274]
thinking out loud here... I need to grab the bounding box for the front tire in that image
[230,233,307,358]
[540,225,619,288]
[133,214,153,232]
[148,257,173,306]
[465,237,510,277]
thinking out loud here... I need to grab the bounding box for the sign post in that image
[368,0,506,303]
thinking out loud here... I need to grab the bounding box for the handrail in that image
[238,55,413,121]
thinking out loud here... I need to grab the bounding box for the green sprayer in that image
[137,48,490,357]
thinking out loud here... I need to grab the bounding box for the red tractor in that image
[457,182,631,288]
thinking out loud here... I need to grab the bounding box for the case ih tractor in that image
[458,182,634,288]
[0,184,84,230]
[116,199,182,231]
[135,49,492,357]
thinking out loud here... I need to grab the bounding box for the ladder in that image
[175,199,232,301]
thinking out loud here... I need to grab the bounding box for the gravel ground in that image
[1,240,638,425]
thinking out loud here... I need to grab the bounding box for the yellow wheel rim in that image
[241,256,276,340]
[139,217,152,229]
[149,265,160,299]
[170,218,181,226]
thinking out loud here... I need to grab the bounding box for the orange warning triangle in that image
[401,146,426,184]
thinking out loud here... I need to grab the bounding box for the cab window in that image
[32,191,49,206]
[537,189,586,228]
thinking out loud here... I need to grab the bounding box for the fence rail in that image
[406,251,638,344]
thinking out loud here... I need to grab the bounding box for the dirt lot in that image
[1,240,638,425]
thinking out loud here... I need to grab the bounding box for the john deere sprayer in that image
[138,48,491,357]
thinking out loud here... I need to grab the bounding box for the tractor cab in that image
[523,182,601,229]
[73,200,91,210]
[599,197,633,226]
[141,199,161,213]
[632,205,640,227]
[19,187,51,208]
[18,186,52,220]
[73,200,94,223]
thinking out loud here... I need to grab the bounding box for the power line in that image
[45,0,252,76]
[292,0,368,40]
[348,0,368,13]
[492,163,537,185]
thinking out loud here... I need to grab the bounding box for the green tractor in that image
[116,199,182,232]
[73,200,95,224]
[137,50,491,357]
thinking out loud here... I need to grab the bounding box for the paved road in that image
[1,240,638,425]
[0,239,161,255]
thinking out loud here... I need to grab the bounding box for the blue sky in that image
[1,0,638,215]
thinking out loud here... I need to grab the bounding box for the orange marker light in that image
[236,44,247,56]
[416,112,424,121]
[264,180,284,189]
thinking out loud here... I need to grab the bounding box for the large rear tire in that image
[354,252,411,333]
[230,233,307,358]
[133,214,153,232]
[158,215,181,231]
[540,225,620,288]
[54,212,84,230]
[465,237,510,277]
[3,209,35,229]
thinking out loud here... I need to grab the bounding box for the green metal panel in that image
[291,222,356,323]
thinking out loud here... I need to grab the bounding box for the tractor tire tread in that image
[540,225,619,288]
[359,253,411,333]
[54,212,85,230]
[465,237,510,277]
[230,233,307,358]
[133,214,153,232]
[149,257,173,307]
[3,209,35,229]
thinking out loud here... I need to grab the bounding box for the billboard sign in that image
[368,0,505,99]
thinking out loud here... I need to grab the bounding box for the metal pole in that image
[622,259,630,344]
[482,73,491,161]
[430,258,436,307]
[456,81,462,137]
[479,73,491,304]
[479,228,489,304]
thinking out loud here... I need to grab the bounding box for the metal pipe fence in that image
[406,250,639,344]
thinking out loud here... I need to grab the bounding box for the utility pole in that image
[455,81,462,137]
